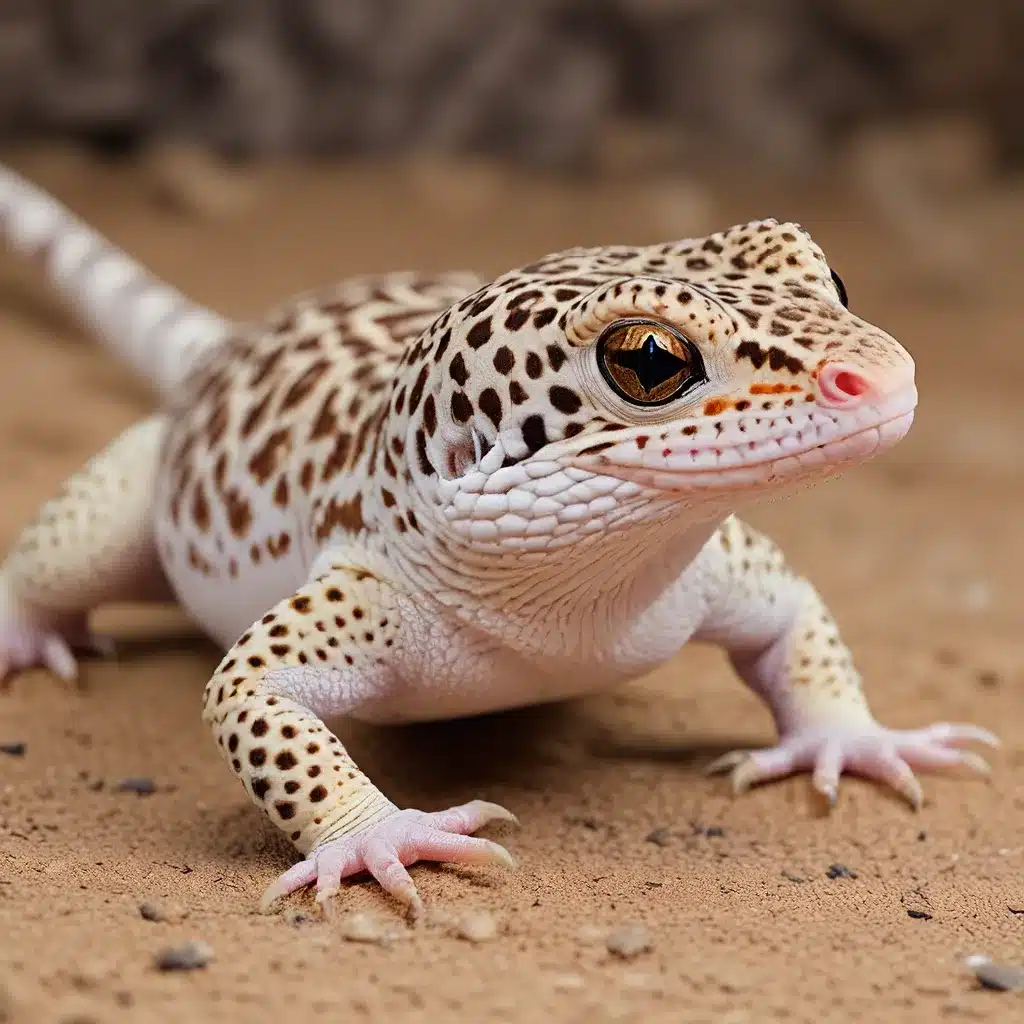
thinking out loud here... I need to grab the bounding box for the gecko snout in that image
[814,361,914,410]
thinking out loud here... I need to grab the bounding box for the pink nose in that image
[815,363,875,408]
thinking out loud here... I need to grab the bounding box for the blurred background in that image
[0,0,1018,279]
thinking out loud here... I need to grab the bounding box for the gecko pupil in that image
[830,269,849,308]
[597,319,705,406]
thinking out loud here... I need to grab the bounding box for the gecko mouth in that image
[567,386,918,493]
[438,387,916,547]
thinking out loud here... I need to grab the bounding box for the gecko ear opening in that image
[444,427,492,479]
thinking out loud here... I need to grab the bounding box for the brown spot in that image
[504,308,530,331]
[309,387,339,441]
[225,488,253,539]
[467,317,493,349]
[525,352,543,379]
[549,385,582,415]
[239,390,274,439]
[509,381,528,405]
[270,643,290,657]
[310,785,328,803]
[228,734,239,752]
[321,431,352,482]
[416,429,434,476]
[478,388,502,428]
[522,415,548,454]
[273,476,289,508]
[291,596,312,614]
[275,750,298,770]
[315,493,364,542]
[281,359,330,411]
[546,345,567,371]
[408,364,430,416]
[300,461,315,492]
[451,392,473,423]
[191,481,211,533]
[703,398,729,416]
[423,394,438,436]
[493,347,514,374]
[275,801,296,820]
[249,345,287,389]
[249,748,267,768]
[251,778,270,799]
[449,353,469,387]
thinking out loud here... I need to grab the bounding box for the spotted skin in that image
[0,167,997,916]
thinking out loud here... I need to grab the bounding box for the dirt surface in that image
[1,149,1023,1023]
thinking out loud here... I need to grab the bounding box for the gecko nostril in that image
[831,370,869,398]
[816,363,874,407]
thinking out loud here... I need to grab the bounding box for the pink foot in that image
[706,721,999,809]
[0,581,110,688]
[260,799,519,916]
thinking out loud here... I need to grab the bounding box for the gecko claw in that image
[262,802,518,916]
[709,719,997,809]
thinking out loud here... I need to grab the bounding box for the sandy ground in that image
[0,149,1023,1024]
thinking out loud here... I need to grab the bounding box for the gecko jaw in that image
[567,385,917,493]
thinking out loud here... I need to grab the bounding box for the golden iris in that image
[597,319,704,405]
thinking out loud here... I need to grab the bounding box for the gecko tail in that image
[0,163,231,402]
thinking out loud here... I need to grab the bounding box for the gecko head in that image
[395,219,916,550]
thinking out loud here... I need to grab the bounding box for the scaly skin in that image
[0,164,997,916]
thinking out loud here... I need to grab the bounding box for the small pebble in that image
[155,941,213,972]
[781,871,806,884]
[139,902,166,922]
[0,743,25,757]
[907,909,933,920]
[645,827,672,847]
[826,863,858,880]
[704,826,725,838]
[967,956,1024,992]
[118,777,156,795]
[283,908,314,926]
[606,923,653,959]
[139,901,187,924]
[455,911,499,943]
[339,912,388,944]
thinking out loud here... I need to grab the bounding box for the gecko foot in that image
[0,579,111,688]
[259,799,519,916]
[706,721,999,810]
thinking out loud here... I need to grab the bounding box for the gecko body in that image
[0,165,995,913]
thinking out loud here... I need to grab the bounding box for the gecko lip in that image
[567,385,918,492]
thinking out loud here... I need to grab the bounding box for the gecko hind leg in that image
[0,414,172,685]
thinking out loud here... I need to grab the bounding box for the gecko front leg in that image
[695,516,997,808]
[1,415,171,684]
[202,555,516,915]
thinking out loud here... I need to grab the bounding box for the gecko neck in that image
[375,491,725,657]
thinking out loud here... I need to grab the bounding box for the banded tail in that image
[0,163,231,402]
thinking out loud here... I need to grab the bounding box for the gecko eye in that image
[597,319,706,406]
[830,269,849,308]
